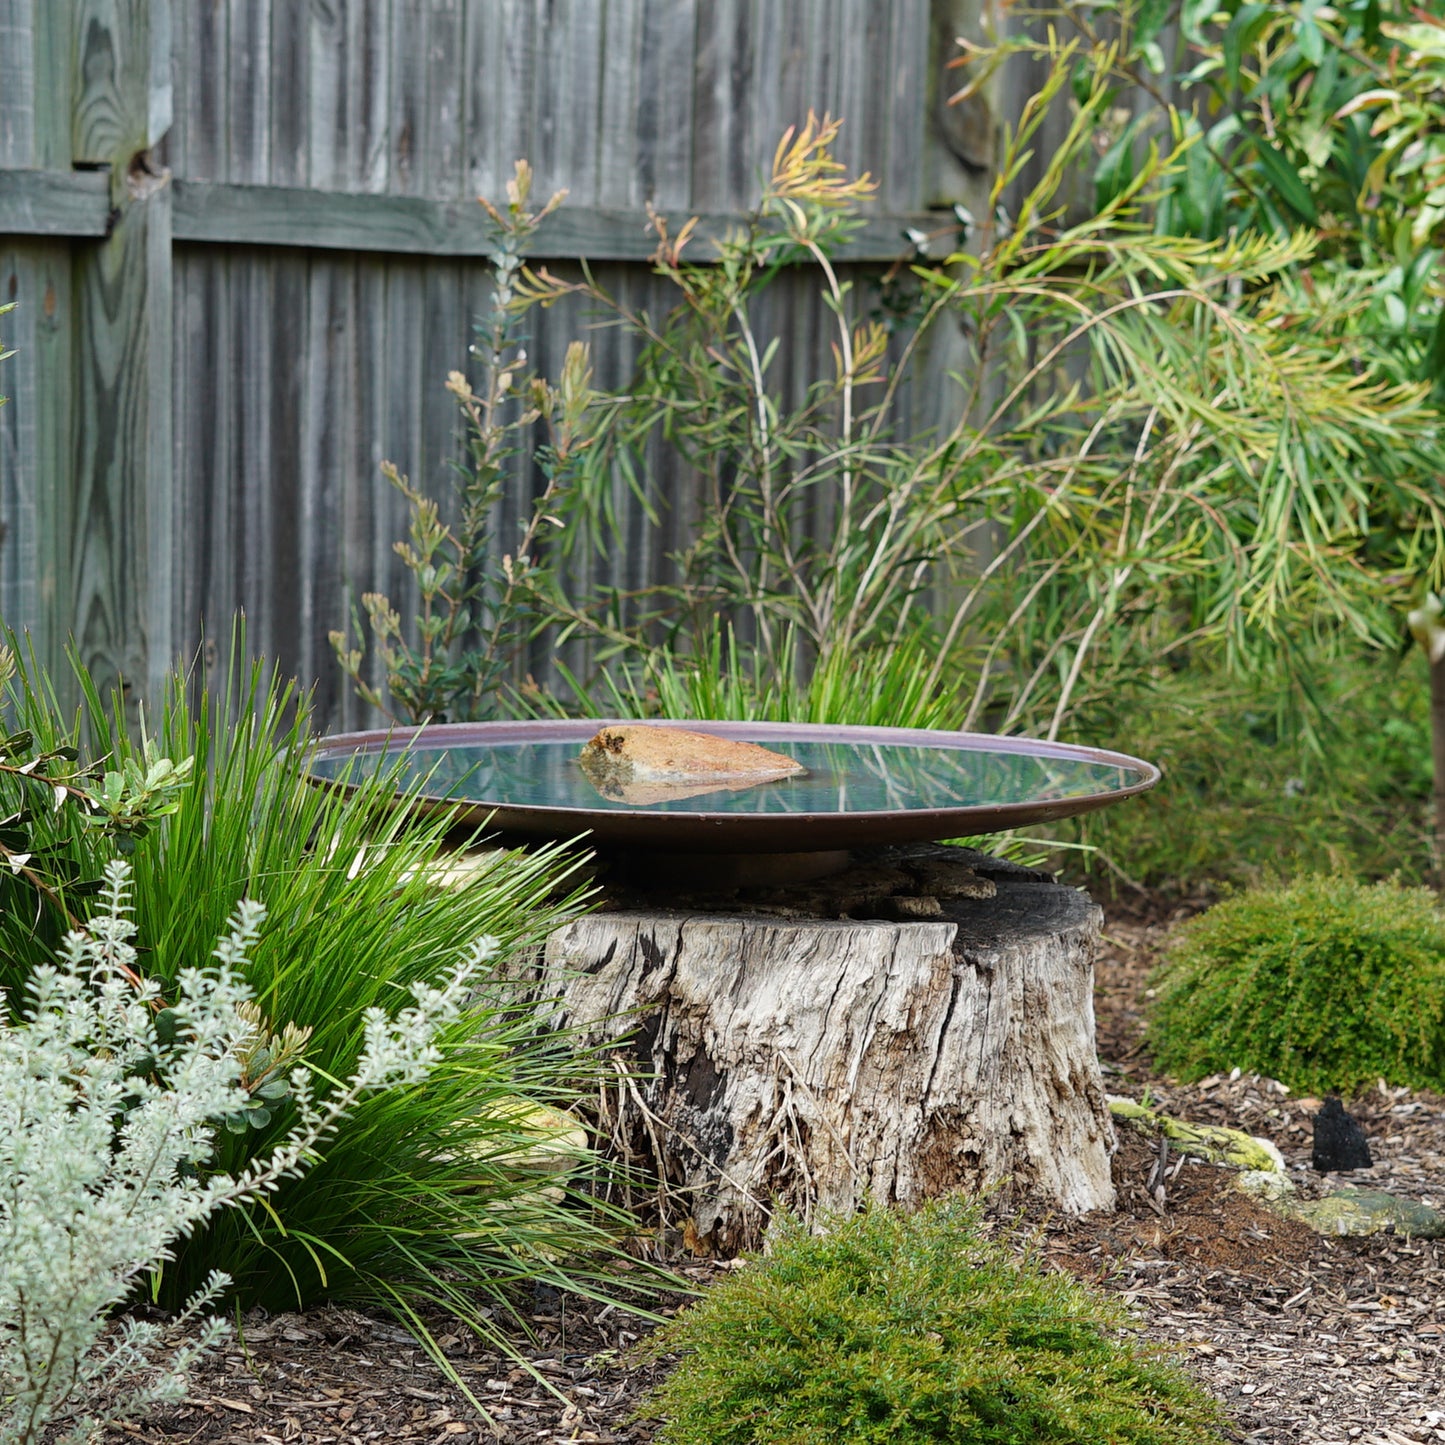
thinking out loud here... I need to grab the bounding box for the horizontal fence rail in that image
[0,167,959,261]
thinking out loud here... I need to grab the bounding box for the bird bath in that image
[307,719,1161,1238]
[305,719,1158,884]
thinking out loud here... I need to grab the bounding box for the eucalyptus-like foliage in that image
[0,862,476,1445]
[341,34,1445,741]
[517,54,1441,734]
[1012,0,1445,857]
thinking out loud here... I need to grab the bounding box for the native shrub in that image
[340,41,1445,753]
[1149,876,1445,1096]
[0,644,650,1371]
[0,861,475,1445]
[639,1197,1227,1445]
[1063,646,1435,892]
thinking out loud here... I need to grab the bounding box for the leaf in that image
[1181,0,1219,45]
[2,729,33,757]
[1224,4,1271,90]
[1136,0,1172,47]
[1096,115,1147,213]
[1296,17,1324,66]
[1334,88,1400,121]
[1250,137,1319,224]
[1425,306,1445,399]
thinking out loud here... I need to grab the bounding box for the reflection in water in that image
[308,739,1142,816]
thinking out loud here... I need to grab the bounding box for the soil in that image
[105,894,1445,1445]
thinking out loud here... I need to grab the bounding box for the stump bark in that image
[539,847,1114,1253]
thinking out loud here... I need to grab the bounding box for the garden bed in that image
[110,903,1445,1445]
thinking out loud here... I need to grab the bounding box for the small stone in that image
[887,895,944,919]
[1236,1168,1296,1202]
[1291,1189,1445,1239]
[1312,1096,1372,1172]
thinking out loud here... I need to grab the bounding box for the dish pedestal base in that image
[531,846,1115,1254]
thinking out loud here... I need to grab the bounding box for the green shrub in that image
[1149,876,1445,1097]
[1062,650,1434,892]
[640,1198,1226,1445]
[0,644,650,1369]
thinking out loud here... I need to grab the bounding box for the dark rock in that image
[1312,1096,1372,1172]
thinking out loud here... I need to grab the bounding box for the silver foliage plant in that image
[0,860,486,1444]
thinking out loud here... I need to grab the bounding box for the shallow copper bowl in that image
[305,720,1160,855]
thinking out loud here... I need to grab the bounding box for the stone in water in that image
[577,724,806,804]
[1312,1096,1372,1172]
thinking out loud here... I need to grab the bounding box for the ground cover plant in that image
[0,859,476,1445]
[1148,875,1445,1096]
[0,641,654,1383]
[638,1196,1228,1445]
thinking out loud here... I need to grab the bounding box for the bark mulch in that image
[108,898,1445,1445]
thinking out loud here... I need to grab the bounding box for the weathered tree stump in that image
[539,846,1114,1253]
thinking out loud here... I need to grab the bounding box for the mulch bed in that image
[108,895,1445,1445]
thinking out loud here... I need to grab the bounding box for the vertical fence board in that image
[262,252,307,681]
[0,243,71,640]
[0,0,36,168]
[71,184,174,694]
[268,0,309,186]
[306,0,351,192]
[228,0,271,183]
[175,0,226,179]
[691,0,755,211]
[68,0,176,702]
[31,0,74,171]
[535,0,604,205]
[2,0,979,721]
[73,0,169,165]
[464,0,523,204]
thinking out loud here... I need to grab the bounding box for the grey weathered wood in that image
[633,0,694,210]
[72,0,171,168]
[0,168,110,236]
[0,243,74,641]
[267,0,308,187]
[228,0,271,184]
[0,0,989,724]
[166,180,955,261]
[463,0,531,206]
[534,0,604,206]
[69,0,175,703]
[70,180,174,698]
[539,853,1115,1252]
[174,0,224,179]
[0,0,36,168]
[31,0,76,171]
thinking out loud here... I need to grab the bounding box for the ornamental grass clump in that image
[0,639,653,1376]
[0,861,475,1445]
[1149,877,1445,1097]
[639,1198,1227,1445]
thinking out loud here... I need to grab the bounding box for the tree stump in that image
[539,846,1114,1254]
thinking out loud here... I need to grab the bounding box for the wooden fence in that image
[0,0,995,726]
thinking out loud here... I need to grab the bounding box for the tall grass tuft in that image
[0,643,653,1372]
[539,620,960,730]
